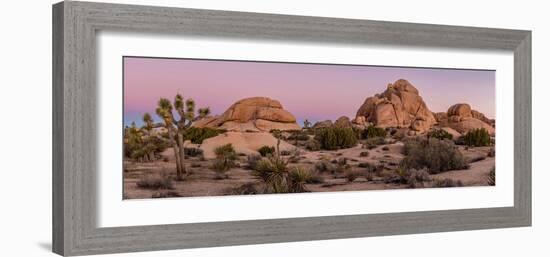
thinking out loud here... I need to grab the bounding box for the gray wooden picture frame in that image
[52,1,531,256]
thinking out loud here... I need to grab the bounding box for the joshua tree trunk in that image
[177,132,186,179]
[167,127,184,179]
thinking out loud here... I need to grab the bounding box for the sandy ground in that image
[124,140,495,199]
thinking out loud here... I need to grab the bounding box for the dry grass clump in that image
[432,178,464,187]
[136,172,174,190]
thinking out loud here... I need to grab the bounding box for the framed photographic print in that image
[52,1,531,256]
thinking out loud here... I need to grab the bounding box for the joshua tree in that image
[197,107,211,119]
[303,119,311,129]
[155,93,209,180]
[142,113,154,132]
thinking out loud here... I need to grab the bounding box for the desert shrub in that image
[357,162,370,168]
[432,178,464,188]
[363,136,386,149]
[254,157,289,193]
[314,160,334,173]
[152,191,181,198]
[280,150,292,156]
[184,147,203,157]
[358,162,384,173]
[231,182,260,195]
[488,167,496,186]
[406,168,431,188]
[305,139,321,151]
[306,173,325,184]
[315,127,358,150]
[215,144,236,158]
[463,128,491,147]
[427,129,453,140]
[382,146,390,151]
[185,127,223,144]
[288,166,312,193]
[211,144,237,176]
[246,154,262,170]
[345,171,361,182]
[136,173,173,190]
[124,128,170,162]
[362,125,387,139]
[287,131,310,141]
[258,145,275,157]
[288,148,302,163]
[488,147,496,157]
[401,137,468,174]
[253,157,311,193]
[359,151,369,157]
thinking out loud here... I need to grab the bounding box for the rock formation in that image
[312,120,333,129]
[199,131,296,159]
[334,116,352,128]
[435,103,495,135]
[355,79,436,132]
[193,97,301,132]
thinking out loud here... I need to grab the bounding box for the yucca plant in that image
[155,94,210,180]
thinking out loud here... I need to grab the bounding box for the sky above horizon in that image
[123,57,495,127]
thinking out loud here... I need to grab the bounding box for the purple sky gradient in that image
[124,57,495,127]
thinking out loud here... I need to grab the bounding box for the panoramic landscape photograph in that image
[123,57,496,199]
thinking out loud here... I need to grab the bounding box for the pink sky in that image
[124,57,495,126]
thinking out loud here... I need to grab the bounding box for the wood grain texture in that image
[52,1,532,256]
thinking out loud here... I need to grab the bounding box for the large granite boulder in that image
[436,103,495,135]
[355,79,436,132]
[334,116,352,128]
[192,97,301,132]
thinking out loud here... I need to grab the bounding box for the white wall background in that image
[0,0,547,256]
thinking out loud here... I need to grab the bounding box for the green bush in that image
[362,125,387,139]
[184,147,203,157]
[258,145,275,157]
[401,137,468,174]
[305,139,321,151]
[211,144,237,175]
[314,127,358,150]
[185,127,223,144]
[428,129,453,140]
[463,128,491,147]
[287,131,310,141]
[363,136,386,149]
